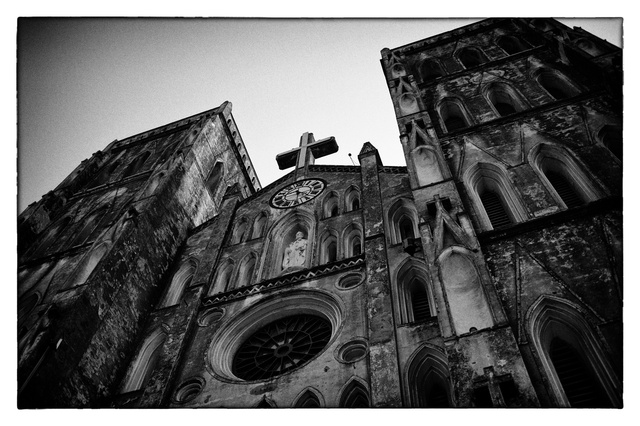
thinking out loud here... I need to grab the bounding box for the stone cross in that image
[276,132,338,170]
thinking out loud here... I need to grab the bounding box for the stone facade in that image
[18,18,622,408]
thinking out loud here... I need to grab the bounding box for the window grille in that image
[480,190,511,228]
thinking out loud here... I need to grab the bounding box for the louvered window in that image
[550,338,611,407]
[411,283,432,322]
[546,171,582,208]
[480,190,511,228]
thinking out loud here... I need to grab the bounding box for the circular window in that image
[198,307,225,327]
[336,339,368,364]
[337,272,364,290]
[173,377,204,404]
[207,290,343,383]
[233,314,331,381]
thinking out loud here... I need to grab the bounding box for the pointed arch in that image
[338,377,370,408]
[144,171,166,197]
[395,258,436,324]
[251,212,268,239]
[405,344,452,407]
[30,216,72,258]
[528,142,602,209]
[344,186,361,212]
[256,396,276,408]
[87,160,120,189]
[66,243,110,288]
[597,124,622,161]
[387,197,420,245]
[262,210,315,278]
[122,151,152,178]
[210,258,234,295]
[235,253,257,289]
[412,145,444,186]
[206,161,225,197]
[438,97,473,132]
[437,246,494,334]
[321,191,340,218]
[464,162,528,231]
[293,387,324,408]
[65,208,110,248]
[419,58,446,82]
[231,218,249,245]
[342,223,363,258]
[526,296,622,407]
[575,38,605,57]
[319,230,339,264]
[121,328,166,393]
[159,259,197,308]
[483,81,528,117]
[534,68,581,100]
[457,46,488,68]
[497,35,529,55]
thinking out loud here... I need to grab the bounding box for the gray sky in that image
[17,18,622,212]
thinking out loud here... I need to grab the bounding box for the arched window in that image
[121,329,166,393]
[65,209,108,249]
[144,172,165,197]
[420,59,445,82]
[30,217,71,258]
[399,216,415,240]
[528,297,622,407]
[598,125,622,161]
[206,161,224,196]
[464,162,528,231]
[210,259,234,295]
[236,254,256,289]
[396,261,435,324]
[122,151,151,178]
[233,219,249,244]
[293,389,323,408]
[529,143,601,210]
[439,98,471,132]
[251,212,268,239]
[344,186,361,212]
[535,69,581,100]
[497,35,529,55]
[66,243,110,288]
[406,345,452,407]
[575,38,605,57]
[484,82,527,117]
[87,161,120,189]
[320,232,338,264]
[339,379,370,408]
[457,46,488,68]
[322,192,339,218]
[387,198,420,245]
[479,189,511,228]
[342,224,363,258]
[159,261,196,308]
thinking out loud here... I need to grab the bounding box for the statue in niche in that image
[282,231,307,270]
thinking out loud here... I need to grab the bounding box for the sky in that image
[16,17,623,212]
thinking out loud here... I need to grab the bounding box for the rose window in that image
[232,314,331,381]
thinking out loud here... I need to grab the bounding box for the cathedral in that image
[17,18,622,408]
